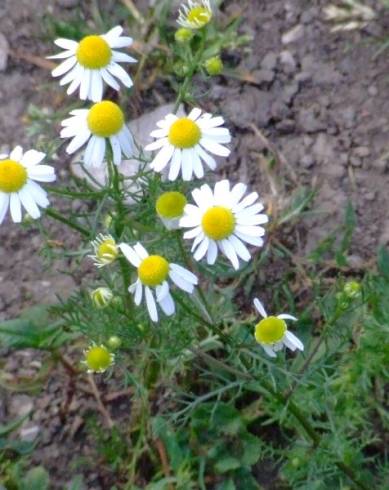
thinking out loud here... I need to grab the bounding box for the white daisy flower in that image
[156,191,187,230]
[89,233,119,268]
[0,146,55,225]
[60,100,134,167]
[144,108,231,181]
[179,180,268,270]
[178,1,213,29]
[253,298,304,358]
[119,242,198,322]
[49,25,136,102]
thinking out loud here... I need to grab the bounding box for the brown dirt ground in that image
[1,0,389,488]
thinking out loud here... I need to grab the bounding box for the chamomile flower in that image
[89,234,119,268]
[49,26,136,102]
[119,242,198,322]
[253,298,304,358]
[144,108,231,181]
[156,191,187,230]
[60,100,134,167]
[82,344,115,373]
[178,1,213,29]
[180,180,268,270]
[0,146,55,225]
[90,287,113,309]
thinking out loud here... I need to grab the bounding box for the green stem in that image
[192,348,369,490]
[45,208,90,237]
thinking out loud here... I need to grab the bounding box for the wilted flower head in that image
[90,234,119,267]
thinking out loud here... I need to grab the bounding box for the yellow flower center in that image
[187,6,212,27]
[97,238,118,262]
[138,255,169,287]
[202,206,235,240]
[87,101,124,137]
[156,191,187,219]
[255,316,286,345]
[85,345,112,372]
[168,118,201,149]
[0,159,27,193]
[76,35,112,69]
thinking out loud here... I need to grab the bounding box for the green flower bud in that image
[343,281,361,299]
[175,28,194,43]
[90,287,113,309]
[107,335,122,350]
[205,56,223,76]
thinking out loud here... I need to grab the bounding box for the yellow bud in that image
[205,56,223,76]
[107,335,122,350]
[90,287,113,309]
[175,28,194,43]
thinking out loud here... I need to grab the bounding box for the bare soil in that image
[1,0,389,488]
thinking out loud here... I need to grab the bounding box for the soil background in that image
[0,0,389,488]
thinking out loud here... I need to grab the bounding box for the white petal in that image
[103,26,123,42]
[236,214,269,226]
[18,186,40,219]
[236,203,265,218]
[119,243,141,267]
[235,192,260,210]
[191,231,205,251]
[228,235,251,262]
[110,136,122,166]
[27,165,56,182]
[59,63,81,85]
[83,137,96,167]
[151,144,175,172]
[54,38,78,50]
[0,193,10,224]
[10,193,22,222]
[230,183,247,206]
[118,126,134,158]
[169,263,198,284]
[66,129,91,154]
[20,150,45,167]
[168,149,182,181]
[133,242,149,260]
[79,69,91,100]
[192,150,204,179]
[262,345,277,358]
[188,107,202,121]
[107,62,133,88]
[108,37,133,49]
[134,281,143,306]
[52,56,77,77]
[67,70,83,95]
[90,70,104,102]
[198,115,225,128]
[24,181,49,208]
[196,145,217,171]
[193,237,209,261]
[145,287,158,322]
[234,231,264,247]
[158,291,175,316]
[200,139,230,157]
[10,146,23,161]
[179,214,201,228]
[206,239,218,264]
[47,49,75,60]
[145,137,168,152]
[150,128,169,138]
[182,226,202,238]
[214,180,230,204]
[278,314,298,321]
[101,67,120,91]
[220,239,240,270]
[253,298,267,318]
[169,270,194,294]
[156,281,169,302]
[181,149,194,181]
[285,330,304,351]
[112,51,137,63]
[235,225,266,237]
[90,137,106,167]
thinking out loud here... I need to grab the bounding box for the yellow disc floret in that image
[87,101,124,137]
[255,316,287,345]
[187,6,212,28]
[76,35,112,69]
[202,206,235,240]
[138,255,169,287]
[0,159,27,193]
[168,118,201,149]
[97,238,118,262]
[156,191,187,219]
[84,345,114,373]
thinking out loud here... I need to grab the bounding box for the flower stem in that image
[45,208,90,237]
